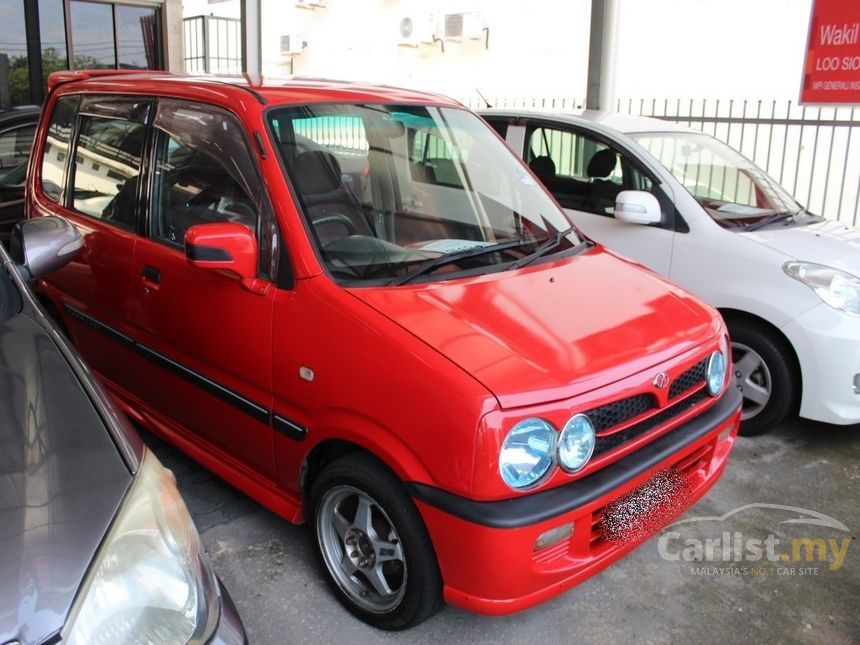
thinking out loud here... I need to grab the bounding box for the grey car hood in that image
[0,311,132,645]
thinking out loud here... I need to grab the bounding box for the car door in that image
[127,98,277,479]
[497,118,677,277]
[0,117,37,243]
[36,95,149,390]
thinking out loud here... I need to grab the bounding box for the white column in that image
[242,0,261,77]
[586,0,619,113]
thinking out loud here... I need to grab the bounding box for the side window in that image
[71,108,147,228]
[526,126,653,218]
[409,129,465,188]
[0,124,36,176]
[41,96,80,203]
[484,118,508,139]
[150,100,277,278]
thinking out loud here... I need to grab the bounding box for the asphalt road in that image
[146,417,860,645]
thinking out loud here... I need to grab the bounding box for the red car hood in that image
[349,248,721,409]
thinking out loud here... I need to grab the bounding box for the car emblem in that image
[653,372,670,389]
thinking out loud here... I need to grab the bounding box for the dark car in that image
[0,106,40,244]
[0,216,246,644]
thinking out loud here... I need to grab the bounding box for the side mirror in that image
[10,216,82,280]
[184,222,268,294]
[614,190,662,225]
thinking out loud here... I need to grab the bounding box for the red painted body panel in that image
[428,412,738,615]
[128,237,278,479]
[352,247,720,409]
[270,274,496,500]
[26,73,739,615]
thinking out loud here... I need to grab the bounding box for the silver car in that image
[0,217,246,644]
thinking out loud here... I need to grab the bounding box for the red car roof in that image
[47,70,461,108]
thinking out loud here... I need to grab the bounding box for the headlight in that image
[499,418,556,489]
[557,414,595,472]
[706,349,726,396]
[784,261,860,316]
[63,450,219,645]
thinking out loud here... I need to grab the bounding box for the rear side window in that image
[526,125,653,217]
[70,99,149,229]
[0,124,36,174]
[41,96,79,203]
[484,118,508,139]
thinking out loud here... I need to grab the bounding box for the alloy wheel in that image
[315,485,407,614]
[732,341,772,420]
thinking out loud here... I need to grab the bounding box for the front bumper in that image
[409,388,741,615]
[781,302,860,425]
[208,579,248,645]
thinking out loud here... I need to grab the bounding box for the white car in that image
[482,109,860,434]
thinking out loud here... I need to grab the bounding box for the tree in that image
[2,47,106,106]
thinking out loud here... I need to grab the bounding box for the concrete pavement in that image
[147,417,860,645]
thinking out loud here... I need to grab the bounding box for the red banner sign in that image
[800,0,860,104]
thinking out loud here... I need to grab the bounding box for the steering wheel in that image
[312,213,356,236]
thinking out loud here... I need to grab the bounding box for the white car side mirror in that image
[614,190,662,225]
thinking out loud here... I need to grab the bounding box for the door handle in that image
[142,265,161,284]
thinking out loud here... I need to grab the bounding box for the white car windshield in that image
[632,131,802,229]
[268,104,581,284]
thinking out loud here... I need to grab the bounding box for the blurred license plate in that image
[599,468,691,544]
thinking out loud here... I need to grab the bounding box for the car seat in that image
[291,150,371,245]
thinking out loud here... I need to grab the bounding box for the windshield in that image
[268,104,580,284]
[631,131,801,229]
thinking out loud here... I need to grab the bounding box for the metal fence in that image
[183,16,242,74]
[464,96,860,226]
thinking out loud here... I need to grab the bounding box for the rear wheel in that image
[309,453,442,630]
[728,319,797,436]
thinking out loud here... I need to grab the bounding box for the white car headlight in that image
[706,349,726,396]
[784,261,860,316]
[499,418,556,489]
[557,414,596,472]
[63,450,219,645]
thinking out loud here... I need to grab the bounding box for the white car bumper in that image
[782,303,860,425]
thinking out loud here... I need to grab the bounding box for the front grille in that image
[669,358,708,399]
[576,356,711,459]
[588,393,656,432]
[592,388,709,457]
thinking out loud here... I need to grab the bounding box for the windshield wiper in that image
[392,237,543,286]
[508,227,580,270]
[743,210,798,232]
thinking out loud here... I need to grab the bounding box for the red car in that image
[28,71,741,630]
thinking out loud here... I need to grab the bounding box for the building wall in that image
[181,0,813,103]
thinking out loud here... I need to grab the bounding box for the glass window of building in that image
[0,1,30,106]
[70,1,116,69]
[0,0,168,108]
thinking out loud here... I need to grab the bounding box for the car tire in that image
[309,452,442,630]
[727,319,796,436]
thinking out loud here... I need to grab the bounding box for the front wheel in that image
[309,453,442,630]
[728,319,797,436]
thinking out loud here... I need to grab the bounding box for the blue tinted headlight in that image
[557,414,595,472]
[499,418,556,489]
[706,350,726,396]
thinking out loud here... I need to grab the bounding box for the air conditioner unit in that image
[280,34,305,56]
[398,15,436,47]
[443,12,483,40]
[295,0,326,8]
